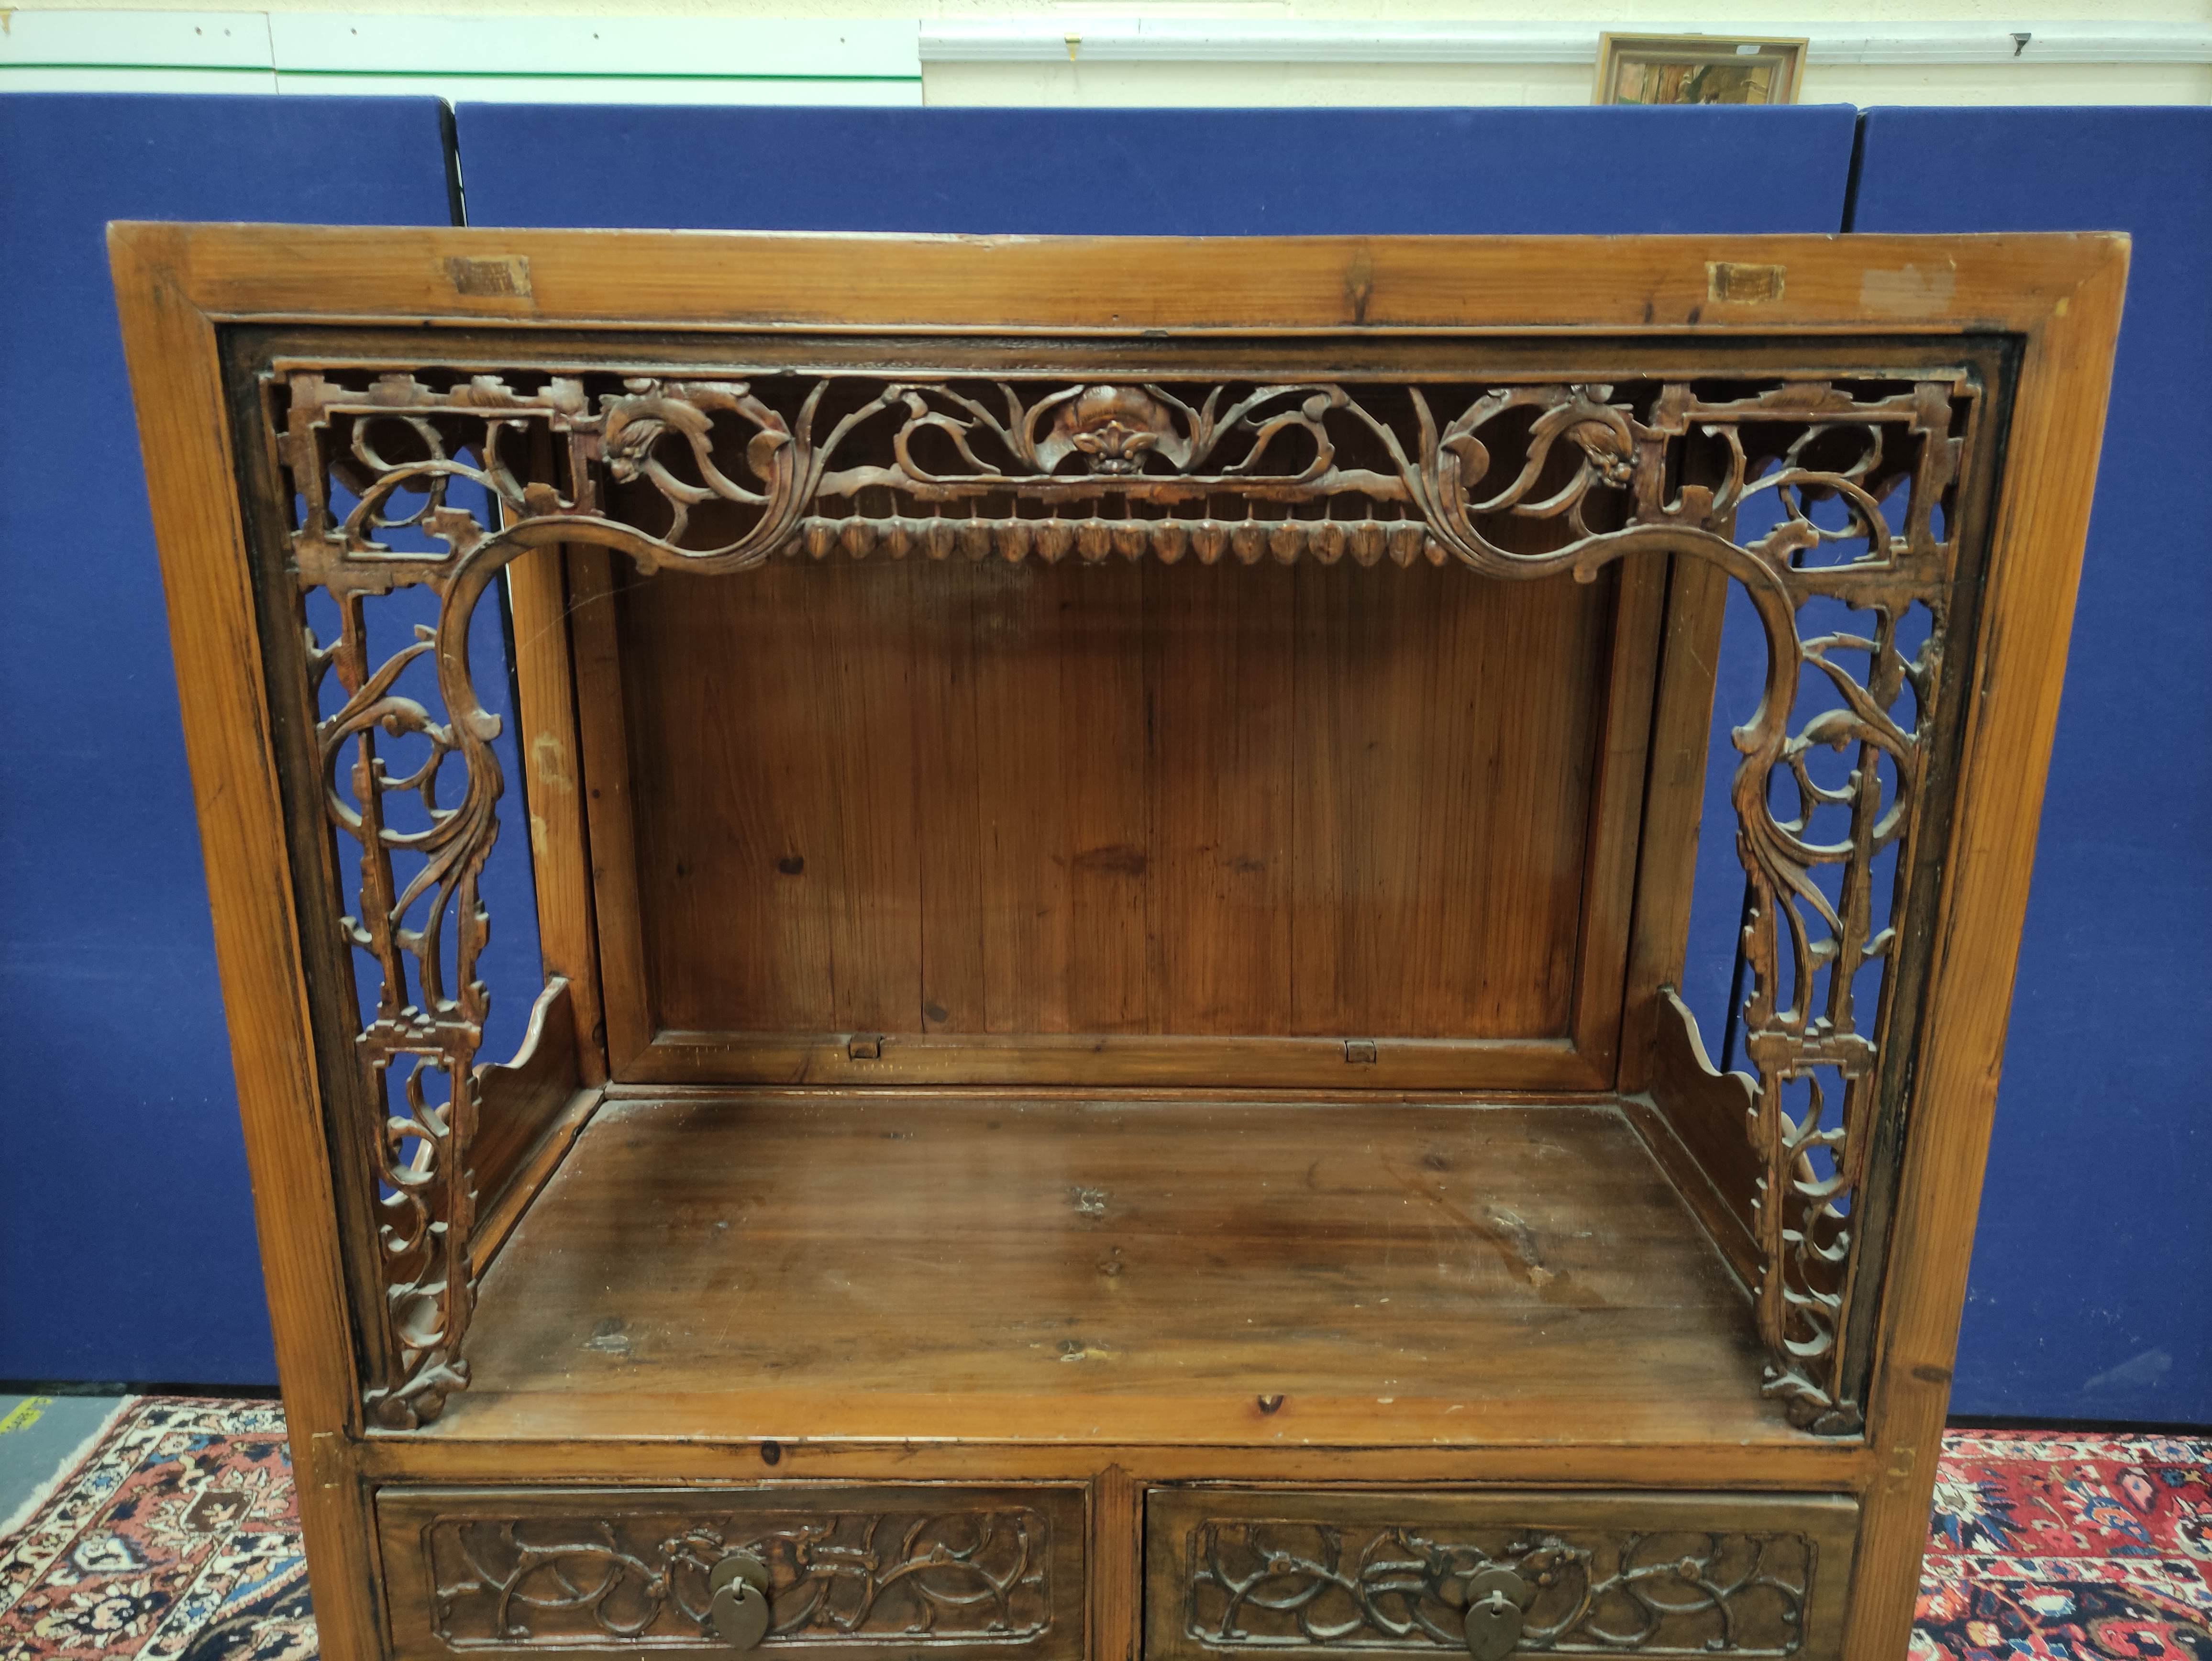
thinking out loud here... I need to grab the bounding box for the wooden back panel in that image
[577,548,1670,1091]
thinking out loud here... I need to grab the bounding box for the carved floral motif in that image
[428,1507,1052,1647]
[1183,1518,1814,1655]
[271,361,1976,1432]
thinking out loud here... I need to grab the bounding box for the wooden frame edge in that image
[106,220,387,1661]
[1840,236,2130,1661]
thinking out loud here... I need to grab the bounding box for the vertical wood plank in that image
[1456,570,1615,1039]
[910,561,990,1034]
[1147,559,1294,1032]
[619,564,837,1034]
[564,546,655,1071]
[1288,556,1352,1038]
[1090,1463,1142,1661]
[1063,560,1152,1033]
[1569,554,1671,1082]
[1292,562,1606,1041]
[974,562,1073,1033]
[1398,564,1508,1038]
[816,561,925,1034]
[503,543,607,1084]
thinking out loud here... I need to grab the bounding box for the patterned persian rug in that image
[0,1399,2204,1660]
[1918,1428,2210,1661]
[0,1398,311,1660]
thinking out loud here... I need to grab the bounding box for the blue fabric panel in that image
[454,104,1857,233]
[1853,107,2212,1424]
[0,94,481,1384]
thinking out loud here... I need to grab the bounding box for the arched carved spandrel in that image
[269,361,1977,1432]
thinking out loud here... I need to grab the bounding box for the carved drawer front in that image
[376,1484,1085,1660]
[1143,1488,1858,1661]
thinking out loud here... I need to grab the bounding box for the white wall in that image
[4,5,2207,104]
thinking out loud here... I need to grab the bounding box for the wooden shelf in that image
[431,1092,1794,1448]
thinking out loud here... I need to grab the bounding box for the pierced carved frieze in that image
[1180,1517,1816,1655]
[423,1505,1056,1648]
[268,359,1976,1432]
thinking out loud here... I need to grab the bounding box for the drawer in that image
[1143,1488,1857,1661]
[376,1484,1085,1659]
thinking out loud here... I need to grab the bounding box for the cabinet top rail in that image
[108,222,2125,339]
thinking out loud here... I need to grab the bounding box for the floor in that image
[0,1395,2205,1660]
[0,1396,132,1537]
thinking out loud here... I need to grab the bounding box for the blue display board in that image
[0,95,473,1384]
[455,104,1857,234]
[1853,108,2211,1425]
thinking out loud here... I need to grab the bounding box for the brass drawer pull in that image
[709,1551,771,1650]
[1462,1567,1526,1661]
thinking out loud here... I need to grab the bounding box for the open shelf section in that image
[430,1093,1795,1448]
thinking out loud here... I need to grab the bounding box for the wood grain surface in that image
[437,1091,1784,1449]
[604,556,1630,1061]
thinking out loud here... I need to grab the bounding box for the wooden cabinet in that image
[110,226,2125,1661]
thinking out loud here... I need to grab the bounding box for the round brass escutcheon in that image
[709,1553,772,1650]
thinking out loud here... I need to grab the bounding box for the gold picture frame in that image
[1595,33,1806,105]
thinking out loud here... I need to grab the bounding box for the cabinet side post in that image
[1844,241,2129,1661]
[107,222,386,1661]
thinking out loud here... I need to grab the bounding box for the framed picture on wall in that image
[1595,33,1807,105]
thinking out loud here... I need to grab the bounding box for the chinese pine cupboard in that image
[110,226,2125,1661]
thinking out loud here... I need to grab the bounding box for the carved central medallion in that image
[1051,385,1179,475]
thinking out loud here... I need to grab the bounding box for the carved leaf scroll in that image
[269,360,1977,1432]
[427,1506,1053,1647]
[1183,1517,1814,1655]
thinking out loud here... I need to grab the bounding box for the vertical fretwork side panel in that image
[256,369,596,1428]
[238,345,1997,1437]
[1635,372,2002,1433]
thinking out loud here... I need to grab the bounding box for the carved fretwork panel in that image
[374,1486,1084,1655]
[1182,1519,1813,1654]
[263,355,1982,1432]
[1143,1490,1859,1661]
